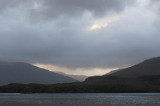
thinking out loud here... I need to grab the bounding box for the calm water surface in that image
[0,93,160,106]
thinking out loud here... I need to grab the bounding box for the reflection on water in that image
[0,93,160,106]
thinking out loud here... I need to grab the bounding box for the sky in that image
[0,0,160,76]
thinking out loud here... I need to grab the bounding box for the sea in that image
[0,93,160,106]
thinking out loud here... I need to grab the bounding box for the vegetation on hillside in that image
[0,75,160,93]
[1,57,160,93]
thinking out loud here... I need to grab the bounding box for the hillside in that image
[108,57,160,78]
[0,62,77,85]
[85,57,160,82]
[1,57,160,93]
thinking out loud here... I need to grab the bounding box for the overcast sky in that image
[0,0,160,76]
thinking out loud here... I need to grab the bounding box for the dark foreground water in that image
[0,93,160,106]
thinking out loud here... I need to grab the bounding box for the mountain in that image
[85,57,160,81]
[108,57,160,78]
[55,71,88,81]
[1,57,160,93]
[0,62,77,85]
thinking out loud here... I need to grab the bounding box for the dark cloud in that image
[31,0,135,19]
[0,10,160,69]
[0,0,33,12]
[0,0,136,19]
[1,0,160,71]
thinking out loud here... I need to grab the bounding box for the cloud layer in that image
[30,0,135,19]
[0,0,160,74]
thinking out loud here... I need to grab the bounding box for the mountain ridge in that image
[0,62,77,85]
[109,57,160,78]
[1,57,160,93]
[85,57,160,82]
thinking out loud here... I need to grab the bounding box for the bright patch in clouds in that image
[1,0,160,76]
[89,15,121,31]
[34,63,118,76]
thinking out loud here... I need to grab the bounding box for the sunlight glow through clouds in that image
[88,0,156,31]
[33,63,119,76]
[88,0,153,31]
[89,15,121,31]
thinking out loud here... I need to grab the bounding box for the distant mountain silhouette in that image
[108,57,160,78]
[85,57,160,82]
[55,71,88,81]
[0,62,77,85]
[1,57,160,93]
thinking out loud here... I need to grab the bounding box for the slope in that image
[0,62,77,85]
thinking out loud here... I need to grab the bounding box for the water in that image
[0,93,160,106]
